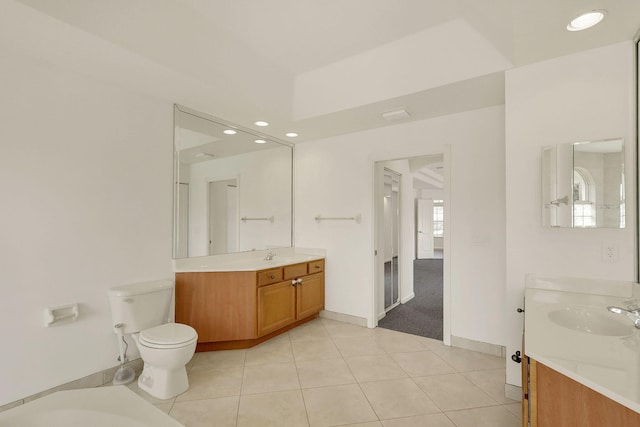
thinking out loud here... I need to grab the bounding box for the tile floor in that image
[124,318,522,427]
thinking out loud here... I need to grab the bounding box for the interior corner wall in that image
[0,49,174,405]
[294,105,506,346]
[504,41,636,388]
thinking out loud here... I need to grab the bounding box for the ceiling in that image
[5,0,640,142]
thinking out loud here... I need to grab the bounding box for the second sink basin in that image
[548,307,635,336]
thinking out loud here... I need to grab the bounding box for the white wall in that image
[295,105,506,348]
[504,41,636,387]
[0,49,174,405]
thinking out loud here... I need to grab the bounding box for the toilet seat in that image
[138,323,197,349]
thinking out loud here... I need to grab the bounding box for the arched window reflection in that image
[573,167,596,227]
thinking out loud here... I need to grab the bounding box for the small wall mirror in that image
[173,105,294,259]
[542,138,624,228]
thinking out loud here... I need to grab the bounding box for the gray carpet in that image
[378,258,443,340]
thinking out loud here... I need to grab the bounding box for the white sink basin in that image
[548,307,635,336]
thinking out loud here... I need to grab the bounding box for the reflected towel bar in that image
[241,216,274,222]
[315,214,361,224]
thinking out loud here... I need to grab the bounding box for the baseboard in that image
[400,292,415,304]
[0,359,143,413]
[505,383,522,401]
[451,335,506,358]
[319,310,368,327]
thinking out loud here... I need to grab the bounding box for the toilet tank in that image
[107,280,174,334]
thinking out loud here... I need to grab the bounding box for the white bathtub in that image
[0,386,183,427]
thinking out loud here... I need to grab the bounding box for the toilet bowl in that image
[107,280,198,400]
[133,323,198,400]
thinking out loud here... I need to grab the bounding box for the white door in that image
[416,198,434,259]
[208,178,238,255]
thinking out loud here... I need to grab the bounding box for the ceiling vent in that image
[382,108,411,122]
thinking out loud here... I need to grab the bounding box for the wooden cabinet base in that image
[195,314,318,351]
[525,358,640,427]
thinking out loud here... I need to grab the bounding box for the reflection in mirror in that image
[173,105,293,259]
[542,138,624,228]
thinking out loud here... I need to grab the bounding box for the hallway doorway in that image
[375,154,446,341]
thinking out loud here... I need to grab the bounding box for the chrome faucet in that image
[607,301,640,329]
[264,251,275,261]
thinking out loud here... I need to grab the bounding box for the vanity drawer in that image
[258,268,283,287]
[283,263,308,280]
[308,259,324,273]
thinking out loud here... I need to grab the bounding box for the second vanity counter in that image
[524,276,640,414]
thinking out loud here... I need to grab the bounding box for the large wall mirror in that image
[542,138,624,228]
[173,105,294,259]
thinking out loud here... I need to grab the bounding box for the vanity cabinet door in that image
[296,273,325,319]
[257,280,296,337]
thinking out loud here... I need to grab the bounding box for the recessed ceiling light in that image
[567,10,606,32]
[254,121,269,127]
[223,129,237,135]
[254,139,267,144]
[285,132,298,138]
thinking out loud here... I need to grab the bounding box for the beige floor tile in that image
[340,422,384,427]
[241,362,300,394]
[126,381,176,405]
[237,389,309,427]
[334,336,386,357]
[345,354,408,382]
[502,402,523,420]
[176,366,243,401]
[289,319,331,342]
[374,331,431,353]
[292,339,342,361]
[190,349,246,370]
[429,347,505,372]
[414,336,446,350]
[153,402,172,414]
[462,369,518,405]
[169,395,239,427]
[444,405,520,427]
[413,373,497,411]
[381,413,456,427]
[303,384,378,427]
[360,378,440,419]
[322,319,375,338]
[389,351,456,377]
[297,357,356,388]
[244,339,294,366]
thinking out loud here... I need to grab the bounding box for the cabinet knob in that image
[270,275,275,279]
[314,265,320,269]
[291,280,297,287]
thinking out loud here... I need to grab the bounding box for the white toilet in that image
[108,280,198,400]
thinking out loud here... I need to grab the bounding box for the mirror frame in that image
[172,104,295,259]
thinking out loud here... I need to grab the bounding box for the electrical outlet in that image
[602,243,618,262]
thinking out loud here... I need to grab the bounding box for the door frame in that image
[370,146,452,346]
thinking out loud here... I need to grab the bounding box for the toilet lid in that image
[139,323,197,347]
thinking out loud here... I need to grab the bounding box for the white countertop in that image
[525,275,640,413]
[173,247,326,272]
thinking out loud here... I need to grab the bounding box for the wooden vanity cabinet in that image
[522,356,640,426]
[176,259,324,351]
[257,260,325,337]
